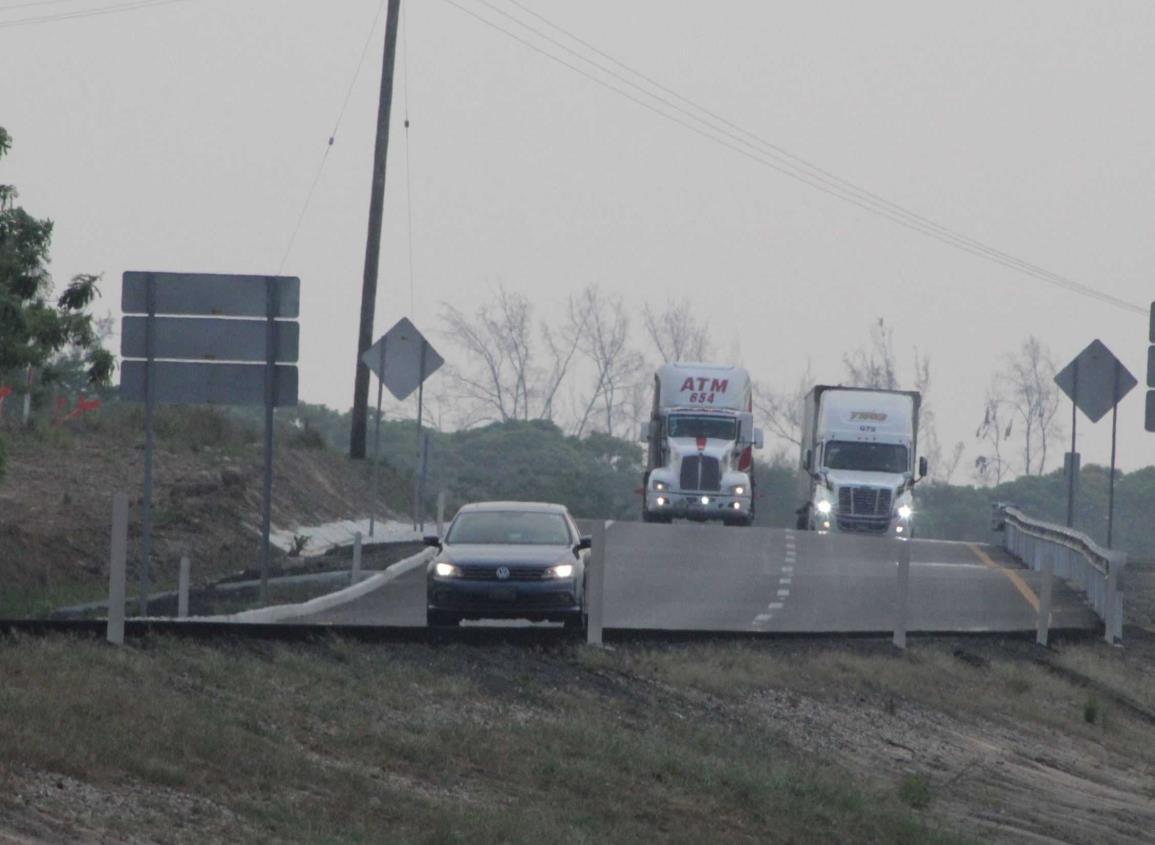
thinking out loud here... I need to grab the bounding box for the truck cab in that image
[641,363,763,526]
[798,386,927,538]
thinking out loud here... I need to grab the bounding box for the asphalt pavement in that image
[286,521,1099,633]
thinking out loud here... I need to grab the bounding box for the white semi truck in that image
[640,363,763,526]
[796,386,927,537]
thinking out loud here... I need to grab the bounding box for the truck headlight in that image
[547,563,575,579]
[434,562,461,578]
[816,500,832,515]
[653,481,668,492]
[897,505,913,520]
[730,485,746,496]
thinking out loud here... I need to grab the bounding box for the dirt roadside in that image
[0,407,409,614]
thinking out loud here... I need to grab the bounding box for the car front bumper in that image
[427,577,582,619]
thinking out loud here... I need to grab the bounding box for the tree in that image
[973,336,1062,483]
[0,128,112,476]
[753,362,813,449]
[573,286,645,439]
[440,285,539,424]
[998,335,1062,476]
[642,300,712,363]
[842,317,898,389]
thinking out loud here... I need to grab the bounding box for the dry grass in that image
[0,635,981,845]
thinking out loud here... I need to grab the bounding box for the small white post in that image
[351,531,363,585]
[107,493,128,645]
[1105,557,1119,644]
[893,538,911,650]
[1036,546,1054,647]
[178,556,190,619]
[436,490,447,537]
[586,520,607,646]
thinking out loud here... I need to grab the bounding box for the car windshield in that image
[667,415,736,440]
[823,441,908,474]
[446,511,572,545]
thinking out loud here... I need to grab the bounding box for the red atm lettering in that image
[681,377,730,393]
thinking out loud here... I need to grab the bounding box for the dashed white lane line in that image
[767,601,784,610]
[782,566,794,573]
[777,588,790,597]
[779,577,792,585]
[754,613,773,624]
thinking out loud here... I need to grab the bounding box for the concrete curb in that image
[190,549,433,624]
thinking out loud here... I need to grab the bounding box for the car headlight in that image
[653,480,668,492]
[434,561,461,578]
[731,485,746,496]
[897,504,913,520]
[816,500,832,515]
[547,563,575,579]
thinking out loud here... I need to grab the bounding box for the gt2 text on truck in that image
[640,363,763,526]
[796,385,928,537]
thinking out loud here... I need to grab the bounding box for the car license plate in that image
[491,588,516,602]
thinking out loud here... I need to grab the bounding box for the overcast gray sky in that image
[3,0,1154,475]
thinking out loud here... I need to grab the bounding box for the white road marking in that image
[605,520,615,530]
[779,577,792,585]
[777,588,790,597]
[767,602,784,610]
[754,613,773,624]
[782,566,794,573]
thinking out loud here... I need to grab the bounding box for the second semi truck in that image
[796,385,927,537]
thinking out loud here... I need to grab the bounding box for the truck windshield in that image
[824,441,908,474]
[446,512,573,545]
[667,415,737,440]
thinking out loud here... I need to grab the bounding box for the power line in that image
[278,0,390,273]
[0,0,193,28]
[443,0,1144,316]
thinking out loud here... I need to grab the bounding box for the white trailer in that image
[796,386,927,537]
[640,363,763,526]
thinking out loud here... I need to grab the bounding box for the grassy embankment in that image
[3,634,1153,844]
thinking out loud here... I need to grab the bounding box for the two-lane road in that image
[602,522,1096,632]
[289,521,1098,633]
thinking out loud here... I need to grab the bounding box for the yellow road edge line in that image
[967,543,1040,613]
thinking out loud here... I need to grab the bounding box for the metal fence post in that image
[1105,556,1119,644]
[436,490,447,537]
[178,556,190,619]
[1036,546,1053,647]
[107,493,128,644]
[586,520,607,646]
[351,531,363,585]
[893,538,911,650]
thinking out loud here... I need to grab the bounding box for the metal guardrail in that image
[995,504,1125,643]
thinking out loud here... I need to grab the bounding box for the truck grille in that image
[838,486,893,517]
[680,456,721,491]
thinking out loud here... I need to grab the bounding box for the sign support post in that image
[369,338,386,538]
[259,278,279,603]
[140,273,156,616]
[1108,361,1120,548]
[1066,361,1077,528]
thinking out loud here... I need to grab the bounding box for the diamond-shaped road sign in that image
[1054,339,1137,424]
[361,317,444,401]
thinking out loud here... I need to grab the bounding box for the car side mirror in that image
[803,448,812,471]
[577,536,592,551]
[918,456,929,479]
[638,423,650,443]
[753,427,764,449]
[423,535,442,548]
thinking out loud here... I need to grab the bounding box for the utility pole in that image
[351,0,402,459]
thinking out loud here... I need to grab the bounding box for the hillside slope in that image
[0,407,407,615]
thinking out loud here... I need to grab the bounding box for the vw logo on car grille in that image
[495,566,511,580]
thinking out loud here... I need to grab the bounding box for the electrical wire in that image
[278,0,390,274]
[0,0,192,28]
[443,0,1144,316]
